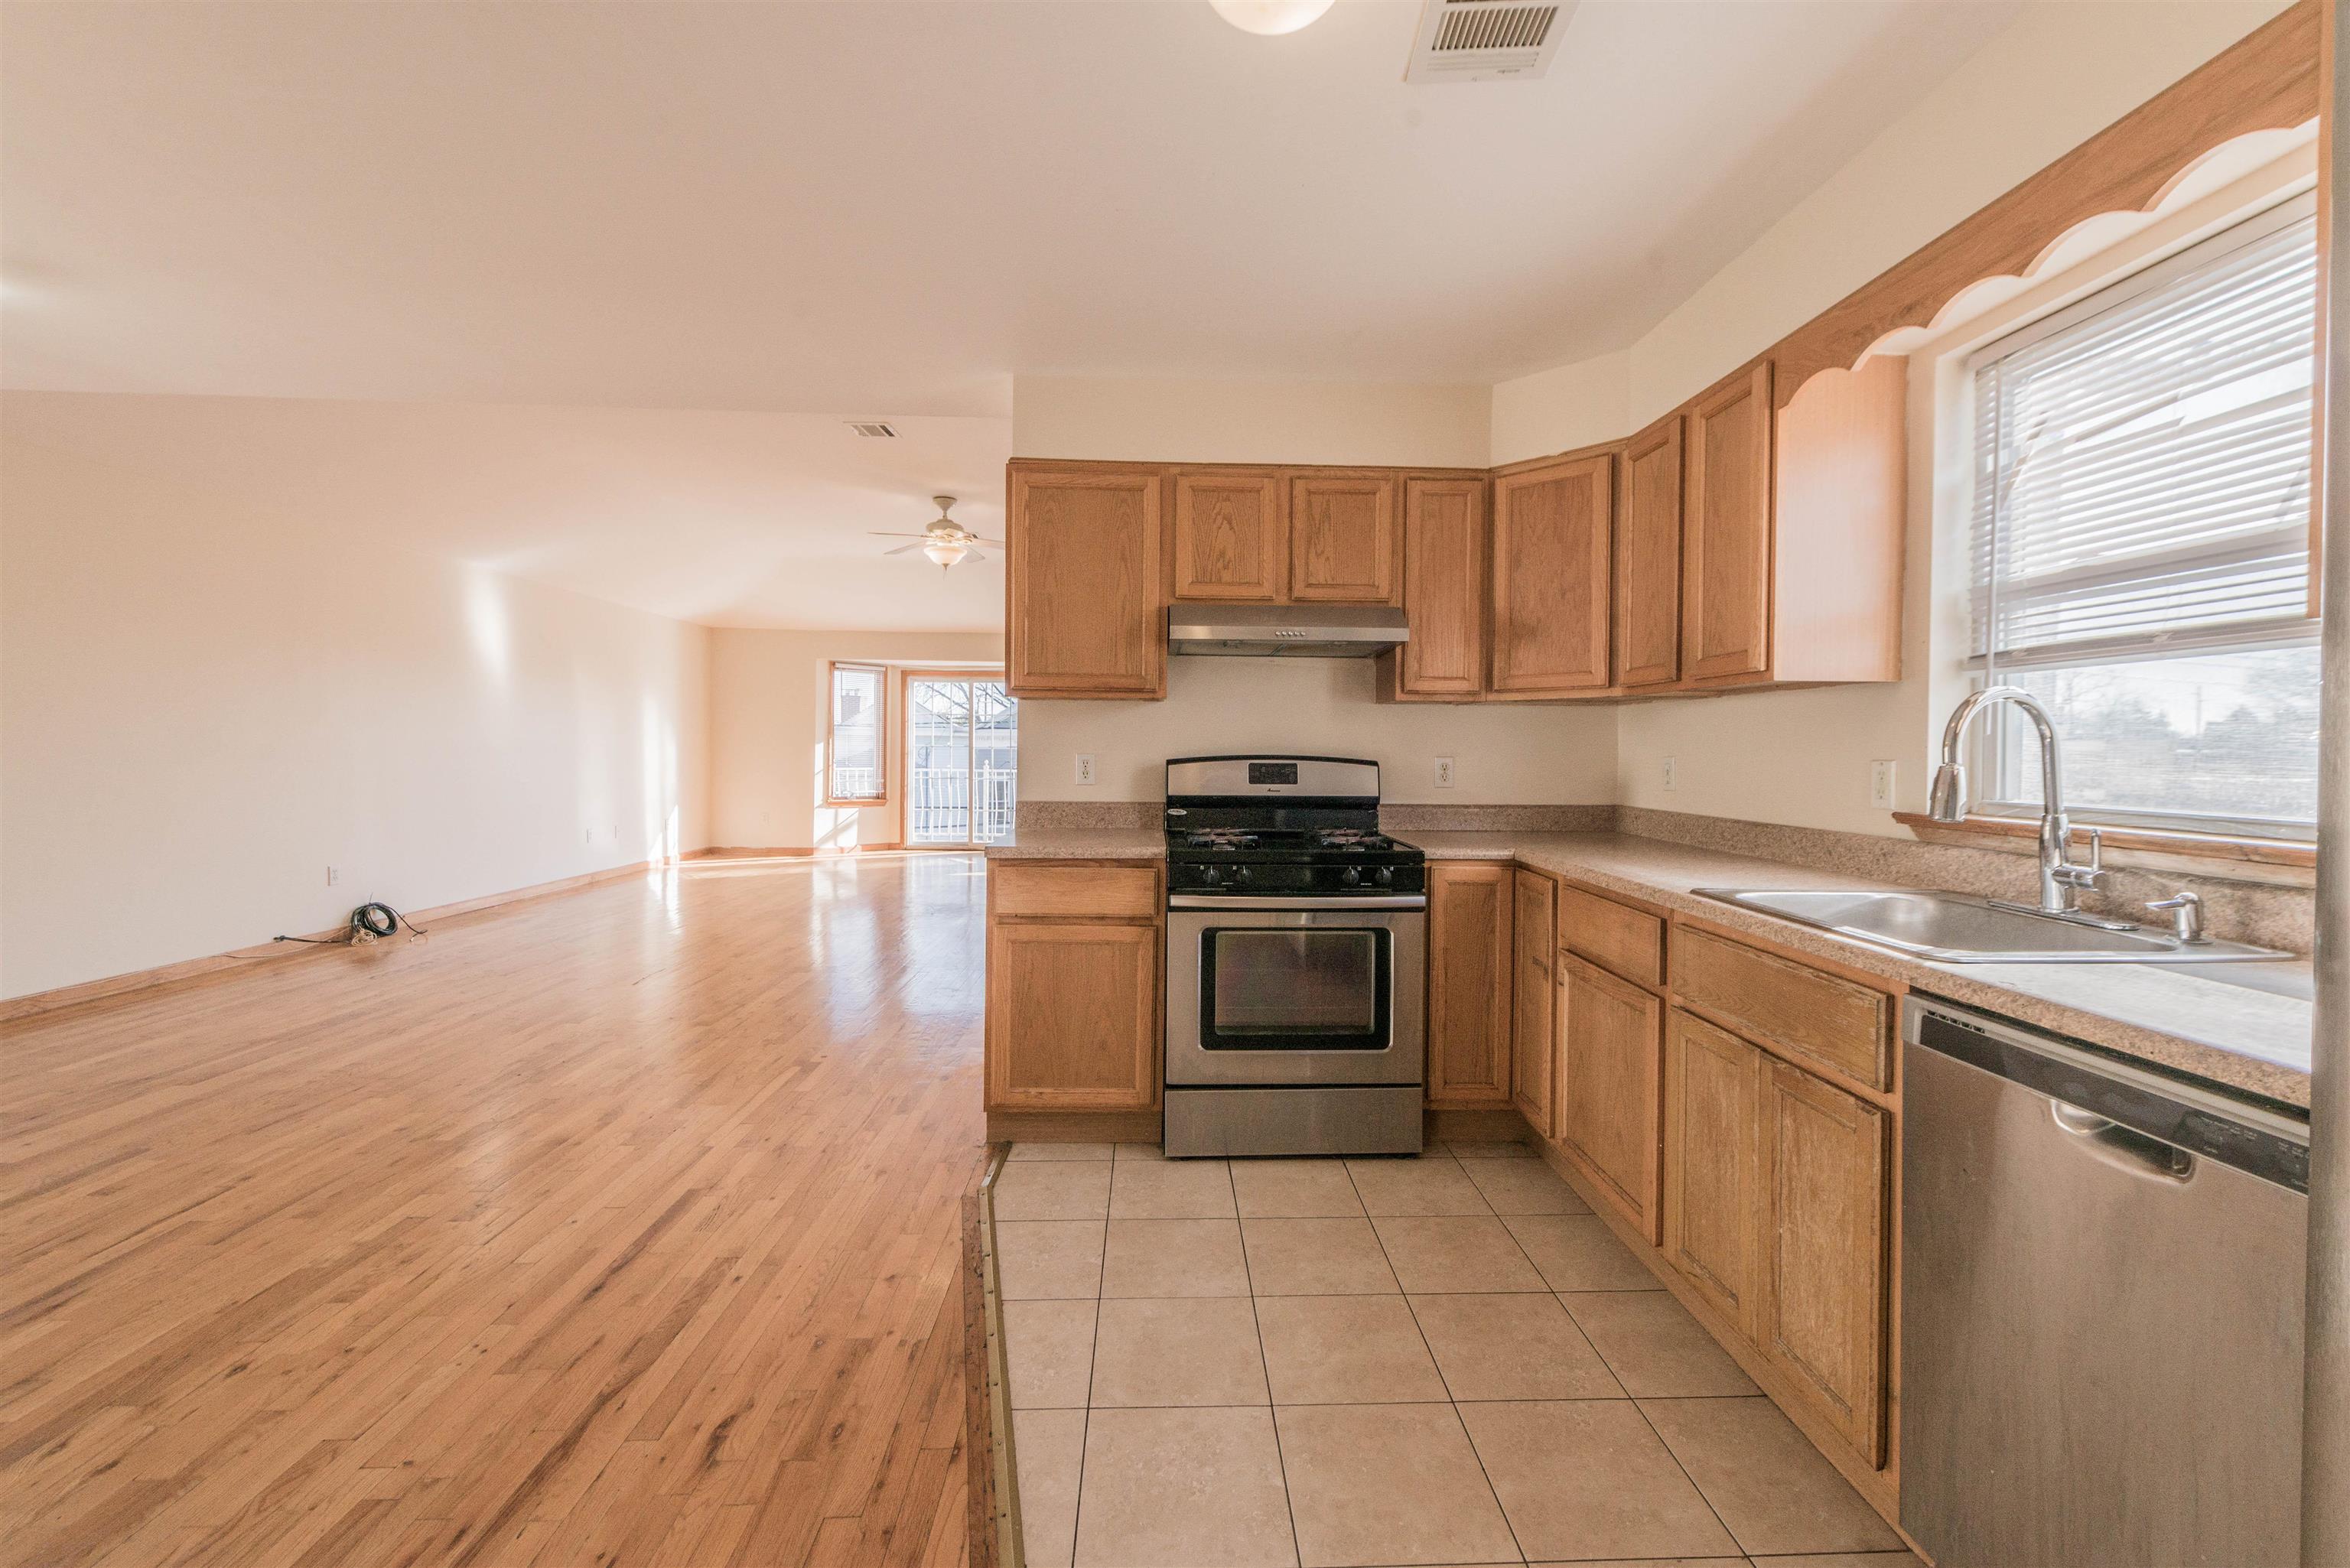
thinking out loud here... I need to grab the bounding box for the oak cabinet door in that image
[1556,955,1664,1243]
[1662,1008,1765,1332]
[985,920,1160,1111]
[1616,414,1684,688]
[1288,472,1398,602]
[1008,466,1164,698]
[1490,453,1612,696]
[1389,477,1486,698]
[1510,870,1556,1136]
[1758,1058,1888,1466]
[1425,861,1513,1107]
[1682,363,1775,682]
[1172,470,1284,602]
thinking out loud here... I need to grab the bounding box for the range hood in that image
[1167,603,1410,657]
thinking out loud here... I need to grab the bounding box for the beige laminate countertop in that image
[987,824,2313,1109]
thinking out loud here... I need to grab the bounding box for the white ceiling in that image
[0,0,2023,627]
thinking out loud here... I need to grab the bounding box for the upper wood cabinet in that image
[1288,472,1398,602]
[1683,363,1775,682]
[1490,451,1613,698]
[1381,477,1487,701]
[1616,414,1684,688]
[1007,464,1165,699]
[1510,869,1557,1137]
[1425,860,1514,1108]
[1554,953,1665,1244]
[1758,1057,1888,1466]
[1171,470,1284,602]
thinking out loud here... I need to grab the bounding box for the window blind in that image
[1970,203,2317,672]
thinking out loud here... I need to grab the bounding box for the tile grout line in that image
[1232,1157,1310,1568]
[1061,1158,1111,1568]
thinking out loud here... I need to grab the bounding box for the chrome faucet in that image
[1928,685,2107,917]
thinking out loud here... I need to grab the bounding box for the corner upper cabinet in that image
[1380,476,1486,701]
[1172,470,1284,602]
[1683,363,1775,682]
[1007,462,1165,699]
[1288,472,1398,602]
[1616,414,1684,689]
[1489,451,1613,698]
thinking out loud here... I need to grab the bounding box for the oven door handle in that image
[1167,893,1427,911]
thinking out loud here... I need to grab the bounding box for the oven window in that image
[1199,928,1389,1051]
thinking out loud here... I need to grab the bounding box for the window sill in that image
[1891,812,2315,886]
[825,797,891,811]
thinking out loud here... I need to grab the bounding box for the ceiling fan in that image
[872,496,1003,571]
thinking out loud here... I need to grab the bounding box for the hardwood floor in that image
[0,854,994,1568]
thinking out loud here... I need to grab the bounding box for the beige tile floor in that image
[998,1140,1922,1568]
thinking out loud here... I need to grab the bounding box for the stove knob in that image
[1374,866,1394,886]
[1202,865,1222,886]
[1234,865,1251,883]
[1339,866,1362,887]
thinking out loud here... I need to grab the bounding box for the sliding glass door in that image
[905,674,1017,846]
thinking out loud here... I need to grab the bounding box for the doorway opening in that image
[903,672,1017,847]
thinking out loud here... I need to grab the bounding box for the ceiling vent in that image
[846,421,898,438]
[1404,0,1572,83]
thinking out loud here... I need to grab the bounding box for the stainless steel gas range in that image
[1160,755,1427,1158]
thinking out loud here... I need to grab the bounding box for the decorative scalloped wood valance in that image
[1769,0,2323,409]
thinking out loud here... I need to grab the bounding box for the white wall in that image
[705,628,1006,850]
[1014,376,1492,469]
[1,404,712,997]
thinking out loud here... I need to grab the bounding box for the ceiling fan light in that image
[1209,0,1336,35]
[923,539,969,569]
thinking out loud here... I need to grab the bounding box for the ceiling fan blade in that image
[960,546,988,563]
[975,537,1006,548]
[882,542,926,555]
[869,530,926,538]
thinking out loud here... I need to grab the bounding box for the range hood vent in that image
[1167,603,1409,658]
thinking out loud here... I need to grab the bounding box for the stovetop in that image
[1164,825,1425,897]
[1170,826,1418,860]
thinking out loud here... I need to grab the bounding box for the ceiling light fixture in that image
[922,538,971,569]
[1210,0,1336,36]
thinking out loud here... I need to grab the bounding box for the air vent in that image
[846,421,898,438]
[1405,0,1573,83]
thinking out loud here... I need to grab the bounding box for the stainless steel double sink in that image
[1694,887,2288,965]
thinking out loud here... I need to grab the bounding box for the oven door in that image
[1165,896,1425,1088]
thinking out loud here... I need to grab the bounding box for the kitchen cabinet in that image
[1757,1056,1888,1466]
[985,862,1162,1112]
[1662,1007,1765,1333]
[1554,952,1664,1243]
[1683,363,1775,682]
[1424,860,1515,1108]
[1490,450,1612,698]
[1287,471,1398,602]
[1007,463,1165,699]
[1171,470,1284,602]
[1510,869,1556,1136]
[1616,413,1684,688]
[1379,476,1486,701]
[1671,923,1893,1092]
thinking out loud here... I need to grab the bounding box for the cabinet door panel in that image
[1557,955,1663,1242]
[1510,870,1557,1136]
[1391,477,1486,698]
[1759,1059,1887,1465]
[1426,861,1513,1107]
[1491,454,1612,695]
[1683,363,1774,682]
[1616,414,1684,688]
[1289,473,1398,602]
[1663,1009,1764,1332]
[1009,467,1164,697]
[986,921,1160,1111]
[1172,470,1284,601]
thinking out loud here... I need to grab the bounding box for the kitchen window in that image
[826,662,888,805]
[1967,190,2320,840]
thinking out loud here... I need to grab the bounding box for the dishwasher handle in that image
[2050,1101,2196,1183]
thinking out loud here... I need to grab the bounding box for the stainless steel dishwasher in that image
[1901,995,2309,1568]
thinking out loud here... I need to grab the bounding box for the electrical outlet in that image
[584,827,594,844]
[1434,756,1455,789]
[1662,756,1678,792]
[326,865,340,887]
[1075,753,1097,787]
[1870,760,1898,811]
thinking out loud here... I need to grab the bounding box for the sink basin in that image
[1693,887,2288,964]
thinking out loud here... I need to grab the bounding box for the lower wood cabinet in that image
[1510,869,1556,1136]
[1758,1056,1888,1465]
[984,863,1162,1113]
[1554,953,1664,1243]
[1425,861,1514,1108]
[1663,1008,1766,1333]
